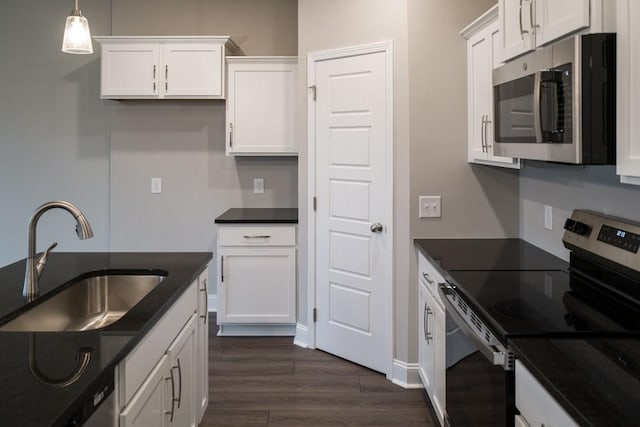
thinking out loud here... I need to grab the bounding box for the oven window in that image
[494,75,537,143]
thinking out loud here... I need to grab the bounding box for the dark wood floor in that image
[200,314,437,427]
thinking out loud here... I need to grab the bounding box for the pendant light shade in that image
[61,0,93,54]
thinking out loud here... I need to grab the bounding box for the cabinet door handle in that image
[423,303,428,341]
[484,117,492,149]
[529,0,538,30]
[519,0,529,38]
[243,235,272,239]
[480,115,486,152]
[229,123,234,148]
[200,278,208,324]
[174,358,182,409]
[153,64,156,79]
[221,256,224,283]
[166,372,176,422]
[425,305,433,345]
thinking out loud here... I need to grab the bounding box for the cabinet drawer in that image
[515,360,579,427]
[218,225,296,247]
[418,252,446,300]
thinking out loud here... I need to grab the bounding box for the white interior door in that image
[310,42,393,374]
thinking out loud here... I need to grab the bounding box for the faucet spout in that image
[23,201,94,301]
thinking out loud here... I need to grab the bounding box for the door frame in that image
[306,40,395,376]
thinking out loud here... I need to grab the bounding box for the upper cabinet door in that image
[468,27,492,163]
[96,37,232,100]
[226,57,298,156]
[617,0,640,185]
[101,43,159,98]
[499,0,535,62]
[534,0,590,47]
[162,43,224,98]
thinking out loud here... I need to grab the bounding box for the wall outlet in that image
[254,178,265,194]
[544,205,553,230]
[419,196,441,218]
[151,177,162,194]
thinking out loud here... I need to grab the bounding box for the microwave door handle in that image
[533,70,543,143]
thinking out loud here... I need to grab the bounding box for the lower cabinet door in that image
[432,299,446,425]
[417,281,433,395]
[167,315,197,427]
[196,270,209,422]
[218,248,296,324]
[120,355,170,427]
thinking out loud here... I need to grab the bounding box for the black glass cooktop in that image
[448,269,640,342]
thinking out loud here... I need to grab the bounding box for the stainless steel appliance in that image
[439,210,640,427]
[492,34,616,164]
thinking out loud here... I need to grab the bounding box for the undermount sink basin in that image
[0,272,166,332]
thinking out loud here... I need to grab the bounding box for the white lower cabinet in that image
[116,273,209,427]
[417,252,446,426]
[515,360,578,427]
[166,316,197,427]
[196,269,209,422]
[120,355,170,427]
[217,224,297,331]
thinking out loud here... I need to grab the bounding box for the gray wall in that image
[0,0,112,266]
[407,0,518,362]
[109,0,299,293]
[520,163,640,259]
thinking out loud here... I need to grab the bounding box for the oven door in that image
[439,283,516,427]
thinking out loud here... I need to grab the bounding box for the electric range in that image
[438,210,640,427]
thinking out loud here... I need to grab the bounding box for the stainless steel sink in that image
[0,273,166,332]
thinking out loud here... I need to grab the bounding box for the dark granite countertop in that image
[215,208,298,224]
[511,337,640,426]
[414,238,568,272]
[0,252,212,427]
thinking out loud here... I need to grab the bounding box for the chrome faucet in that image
[23,201,94,301]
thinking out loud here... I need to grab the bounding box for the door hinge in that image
[313,308,317,322]
[309,85,317,101]
[313,196,317,211]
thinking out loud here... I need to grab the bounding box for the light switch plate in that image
[254,178,264,194]
[419,196,441,218]
[544,205,553,230]
[151,177,162,194]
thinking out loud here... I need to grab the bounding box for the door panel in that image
[314,45,392,374]
[535,0,589,47]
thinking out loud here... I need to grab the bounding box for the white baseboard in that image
[208,295,217,312]
[217,323,296,336]
[293,323,309,348]
[391,359,423,389]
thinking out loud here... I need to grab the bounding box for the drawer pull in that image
[422,272,435,285]
[243,235,271,239]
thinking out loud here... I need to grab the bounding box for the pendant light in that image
[61,0,93,54]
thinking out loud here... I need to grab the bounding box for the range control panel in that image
[597,225,640,253]
[563,210,640,272]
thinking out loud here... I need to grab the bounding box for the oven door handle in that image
[438,283,510,369]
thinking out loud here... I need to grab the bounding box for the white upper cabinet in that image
[463,6,520,169]
[499,0,591,62]
[500,0,536,62]
[534,0,590,47]
[95,37,235,100]
[617,0,640,185]
[226,57,298,156]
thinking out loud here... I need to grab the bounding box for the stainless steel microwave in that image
[492,34,616,164]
